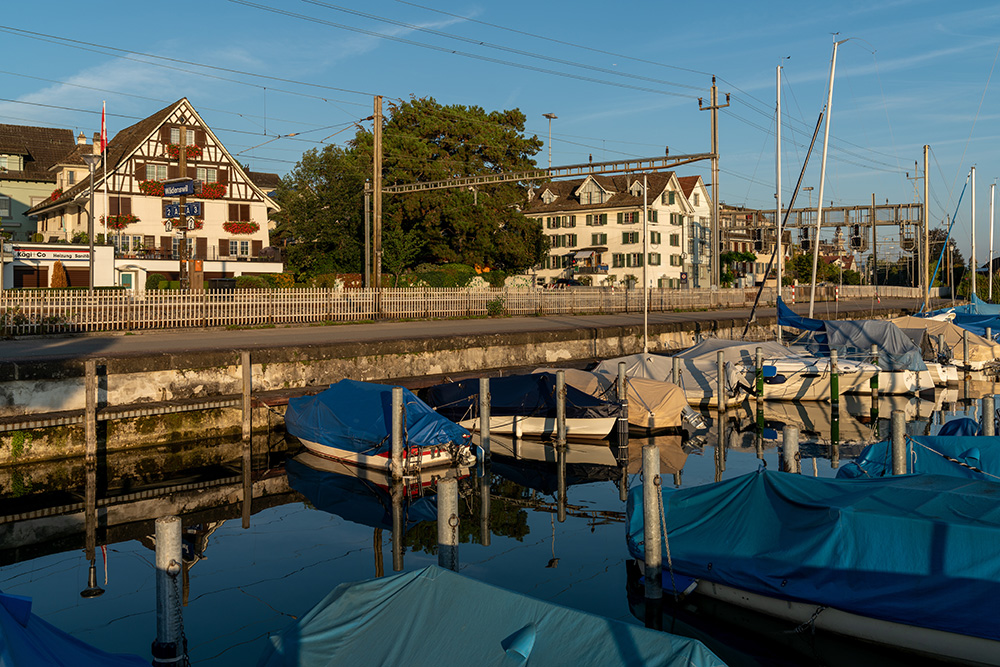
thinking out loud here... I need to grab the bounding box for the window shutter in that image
[228,203,239,221]
[135,162,145,181]
[109,197,120,215]
[601,214,607,225]
[196,237,207,259]
[252,240,263,256]
[187,166,197,179]
[669,192,675,205]
[617,212,623,224]
[160,235,171,253]
[168,165,179,180]
[218,169,228,186]
[122,198,132,215]
[195,129,206,147]
[241,204,251,220]
[219,239,229,257]
[160,126,171,144]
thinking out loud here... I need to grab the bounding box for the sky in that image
[3,0,1000,263]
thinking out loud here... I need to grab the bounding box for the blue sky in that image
[3,0,1000,262]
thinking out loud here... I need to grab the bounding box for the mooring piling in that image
[391,479,404,572]
[983,395,996,436]
[391,386,404,478]
[437,474,459,571]
[479,377,491,461]
[755,346,764,398]
[641,444,662,628]
[782,425,800,473]
[671,356,680,386]
[557,443,567,523]
[830,349,840,408]
[152,516,184,667]
[616,361,629,461]
[241,351,252,529]
[480,463,491,547]
[891,410,907,475]
[555,370,567,445]
[716,350,726,410]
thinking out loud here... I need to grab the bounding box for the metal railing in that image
[0,285,927,336]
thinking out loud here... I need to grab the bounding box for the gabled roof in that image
[524,171,679,213]
[677,175,703,199]
[0,124,76,183]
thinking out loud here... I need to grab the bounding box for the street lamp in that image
[80,153,103,292]
[542,113,557,170]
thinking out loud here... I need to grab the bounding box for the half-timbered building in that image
[25,98,280,288]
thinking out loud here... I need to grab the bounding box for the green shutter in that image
[669,192,675,205]
[617,212,623,224]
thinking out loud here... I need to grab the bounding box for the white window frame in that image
[146,164,168,181]
[0,195,10,219]
[196,167,218,184]
[170,128,196,145]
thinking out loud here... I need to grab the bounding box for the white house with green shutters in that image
[522,171,709,288]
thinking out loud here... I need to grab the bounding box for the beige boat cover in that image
[890,316,1000,366]
[533,368,687,430]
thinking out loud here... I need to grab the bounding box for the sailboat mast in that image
[990,181,995,301]
[972,166,977,299]
[809,39,848,319]
[776,64,783,304]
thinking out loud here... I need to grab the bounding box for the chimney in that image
[77,132,87,145]
[92,132,101,155]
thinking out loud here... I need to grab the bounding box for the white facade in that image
[524,172,712,288]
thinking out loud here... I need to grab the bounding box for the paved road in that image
[1,297,935,363]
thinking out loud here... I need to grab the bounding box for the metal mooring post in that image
[437,474,459,571]
[479,462,491,547]
[478,377,491,461]
[716,350,726,411]
[782,425,800,473]
[555,370,567,444]
[391,386,404,478]
[671,356,679,386]
[152,516,184,667]
[755,347,764,398]
[616,361,630,462]
[642,444,663,630]
[891,410,907,475]
[829,349,840,408]
[983,396,996,436]
[391,479,404,572]
[241,351,252,529]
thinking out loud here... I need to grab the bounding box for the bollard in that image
[616,362,630,462]
[716,350,726,411]
[557,444,567,523]
[671,356,680,387]
[830,349,840,408]
[391,480,404,572]
[983,396,996,437]
[782,425,800,474]
[480,464,491,547]
[391,386,404,478]
[437,475,459,571]
[891,410,907,475]
[641,445,662,613]
[989,327,994,342]
[755,347,764,399]
[152,516,184,667]
[479,377,491,461]
[556,370,567,445]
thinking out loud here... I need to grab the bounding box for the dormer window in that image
[694,193,700,206]
[0,155,23,171]
[66,170,76,186]
[541,189,556,205]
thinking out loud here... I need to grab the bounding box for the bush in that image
[409,263,478,288]
[31,233,44,242]
[260,273,295,288]
[235,275,267,289]
[72,232,88,244]
[158,280,181,290]
[51,261,68,288]
[487,297,506,317]
[145,273,167,290]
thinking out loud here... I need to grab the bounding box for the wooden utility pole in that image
[700,77,729,289]
[179,125,189,289]
[373,96,383,292]
[364,179,371,288]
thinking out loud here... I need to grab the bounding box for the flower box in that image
[222,220,260,235]
[200,183,226,199]
[102,214,140,230]
[50,188,63,202]
[138,180,165,196]
[165,144,203,160]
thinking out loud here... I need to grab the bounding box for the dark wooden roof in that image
[524,171,674,214]
[248,171,281,190]
[0,124,76,183]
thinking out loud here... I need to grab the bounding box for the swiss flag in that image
[100,101,108,153]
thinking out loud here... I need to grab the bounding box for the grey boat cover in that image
[672,339,791,364]
[591,353,747,404]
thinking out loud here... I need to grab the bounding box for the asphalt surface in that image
[0,297,936,363]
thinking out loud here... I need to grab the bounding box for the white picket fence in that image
[0,285,927,336]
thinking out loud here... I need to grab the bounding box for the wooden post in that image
[241,351,252,529]
[391,386,404,478]
[782,425,800,473]
[641,444,662,629]
[555,370,567,444]
[983,396,995,437]
[891,410,907,474]
[437,474,459,571]
[152,516,184,667]
[478,378,490,460]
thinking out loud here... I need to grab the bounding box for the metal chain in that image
[168,563,191,667]
[791,605,827,635]
[654,473,680,601]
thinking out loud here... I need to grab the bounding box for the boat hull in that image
[295,437,475,470]
[459,415,616,439]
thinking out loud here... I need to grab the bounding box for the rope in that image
[652,469,680,601]
[790,605,827,635]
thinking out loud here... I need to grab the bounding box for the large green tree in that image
[273,97,547,279]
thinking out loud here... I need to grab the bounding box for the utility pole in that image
[364,180,371,288]
[700,77,729,289]
[179,124,189,290]
[543,113,557,170]
[871,193,877,288]
[373,96,383,292]
[924,145,930,310]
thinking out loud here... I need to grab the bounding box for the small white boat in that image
[592,353,747,409]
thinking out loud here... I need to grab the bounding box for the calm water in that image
[0,389,988,666]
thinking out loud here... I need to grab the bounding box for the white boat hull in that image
[459,415,616,439]
[684,577,1000,666]
[296,437,475,470]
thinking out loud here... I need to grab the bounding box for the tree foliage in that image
[273,97,546,279]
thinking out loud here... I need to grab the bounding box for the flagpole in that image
[101,101,112,273]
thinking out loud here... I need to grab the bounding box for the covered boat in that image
[532,368,693,433]
[285,379,476,470]
[891,315,1000,372]
[0,591,148,666]
[592,353,747,409]
[838,434,1000,480]
[627,470,1000,664]
[424,373,620,439]
[259,566,725,667]
[481,433,621,494]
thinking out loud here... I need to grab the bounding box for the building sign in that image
[11,245,91,262]
[163,202,202,218]
[164,180,195,197]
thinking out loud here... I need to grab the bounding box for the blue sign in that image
[164,180,195,197]
[163,202,202,218]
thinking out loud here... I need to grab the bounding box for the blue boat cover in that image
[937,417,982,437]
[970,294,1000,315]
[777,298,926,371]
[626,470,1000,641]
[286,456,438,530]
[838,434,998,480]
[258,566,724,667]
[285,380,471,456]
[952,312,1000,340]
[424,373,621,422]
[0,592,148,666]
